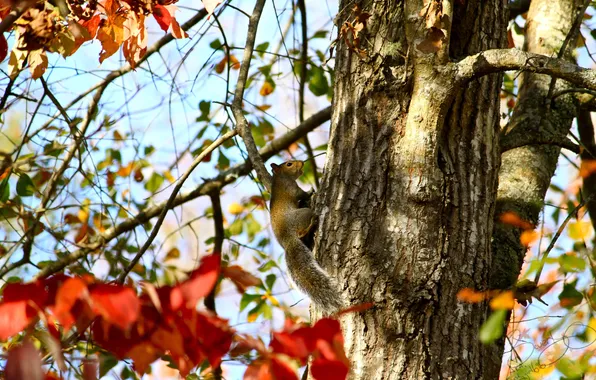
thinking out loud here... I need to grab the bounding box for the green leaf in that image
[556,356,585,379]
[479,309,506,344]
[265,273,276,290]
[311,30,328,39]
[559,253,586,273]
[16,173,35,197]
[0,179,9,202]
[145,172,164,193]
[197,101,211,122]
[99,354,119,377]
[308,66,329,96]
[255,42,269,57]
[209,39,222,50]
[559,281,583,309]
[240,293,262,312]
[43,141,64,157]
[228,218,243,236]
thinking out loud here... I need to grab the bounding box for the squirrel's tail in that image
[284,237,345,314]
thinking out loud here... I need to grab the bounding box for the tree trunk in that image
[313,1,508,378]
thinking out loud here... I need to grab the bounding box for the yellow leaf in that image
[228,202,244,215]
[489,291,515,310]
[8,47,27,77]
[28,50,48,79]
[586,317,596,343]
[78,208,89,223]
[530,362,555,379]
[163,170,175,183]
[165,247,180,261]
[264,294,279,306]
[568,221,593,240]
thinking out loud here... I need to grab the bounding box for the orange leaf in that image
[0,301,31,340]
[499,211,533,230]
[456,288,488,303]
[170,16,188,39]
[259,81,274,96]
[489,291,515,310]
[520,230,538,246]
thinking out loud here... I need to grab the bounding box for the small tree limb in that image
[231,0,272,192]
[454,49,596,91]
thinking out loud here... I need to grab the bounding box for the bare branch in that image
[231,0,272,192]
[453,49,596,91]
[32,106,331,279]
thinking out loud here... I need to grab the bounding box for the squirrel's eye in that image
[286,163,292,167]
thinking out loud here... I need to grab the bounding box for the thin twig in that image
[297,0,319,188]
[533,197,588,284]
[231,0,272,192]
[116,129,238,283]
[545,0,591,111]
[33,106,331,279]
[204,191,224,380]
[28,8,210,141]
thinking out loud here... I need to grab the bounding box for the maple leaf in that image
[51,277,89,332]
[90,284,140,330]
[170,253,220,310]
[0,301,32,340]
[222,265,262,294]
[153,4,172,32]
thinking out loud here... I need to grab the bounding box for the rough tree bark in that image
[309,0,554,378]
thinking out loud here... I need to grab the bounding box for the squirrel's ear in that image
[271,163,280,173]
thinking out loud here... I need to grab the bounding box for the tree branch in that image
[231,0,272,192]
[33,106,331,279]
[116,129,237,284]
[454,49,596,91]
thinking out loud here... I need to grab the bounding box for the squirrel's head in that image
[271,160,304,179]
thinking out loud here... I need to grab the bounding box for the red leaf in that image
[0,301,31,340]
[153,4,171,32]
[5,339,43,380]
[0,34,7,63]
[270,356,299,380]
[82,359,98,380]
[52,277,89,332]
[336,302,374,316]
[222,265,261,293]
[310,358,349,380]
[271,331,309,362]
[90,284,140,330]
[3,281,48,310]
[171,253,220,310]
[244,360,273,380]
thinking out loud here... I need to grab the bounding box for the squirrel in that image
[269,160,345,314]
